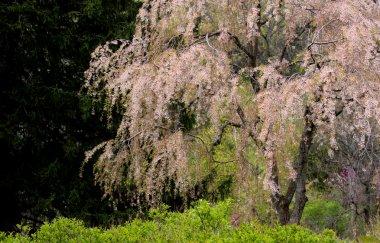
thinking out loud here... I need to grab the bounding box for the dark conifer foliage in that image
[0,0,141,231]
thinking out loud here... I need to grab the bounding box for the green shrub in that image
[302,200,349,236]
[34,218,102,243]
[1,200,341,242]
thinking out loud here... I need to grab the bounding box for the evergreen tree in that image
[0,0,141,231]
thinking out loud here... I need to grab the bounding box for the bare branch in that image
[205,33,219,52]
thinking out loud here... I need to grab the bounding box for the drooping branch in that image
[209,121,242,153]
[186,31,256,65]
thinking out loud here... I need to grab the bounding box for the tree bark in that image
[289,106,315,224]
[363,181,371,225]
[273,195,291,225]
[270,106,315,225]
[268,155,291,225]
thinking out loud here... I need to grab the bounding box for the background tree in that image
[0,0,141,231]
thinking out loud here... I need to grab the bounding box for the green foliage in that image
[358,236,380,243]
[1,200,341,242]
[307,144,338,191]
[35,218,102,243]
[301,200,350,237]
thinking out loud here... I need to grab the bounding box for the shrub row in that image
[1,200,340,242]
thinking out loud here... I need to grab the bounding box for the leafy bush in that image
[1,200,340,242]
[301,200,349,236]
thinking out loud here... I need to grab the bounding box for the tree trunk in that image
[289,108,315,224]
[363,181,371,225]
[274,196,291,225]
[350,202,358,240]
[268,157,291,225]
[270,106,315,225]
